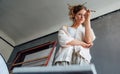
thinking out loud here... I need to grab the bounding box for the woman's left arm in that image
[84,10,95,44]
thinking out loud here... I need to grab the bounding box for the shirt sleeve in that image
[58,29,74,47]
[91,29,96,41]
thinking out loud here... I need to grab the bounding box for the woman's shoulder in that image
[60,25,69,30]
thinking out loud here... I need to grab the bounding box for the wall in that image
[0,30,15,62]
[9,10,120,74]
[91,10,120,74]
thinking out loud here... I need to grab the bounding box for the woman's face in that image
[74,9,86,24]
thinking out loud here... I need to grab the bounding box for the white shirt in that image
[55,25,96,63]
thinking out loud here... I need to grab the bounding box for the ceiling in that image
[0,0,120,45]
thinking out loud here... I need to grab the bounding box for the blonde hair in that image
[68,4,87,21]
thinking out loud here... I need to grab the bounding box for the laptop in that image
[13,64,97,74]
[0,54,9,74]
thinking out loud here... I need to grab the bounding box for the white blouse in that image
[55,25,96,63]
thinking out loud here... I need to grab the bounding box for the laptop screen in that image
[0,54,9,74]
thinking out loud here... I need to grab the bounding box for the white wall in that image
[0,30,15,61]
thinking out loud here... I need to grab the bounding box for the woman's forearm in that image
[84,20,93,44]
[66,39,91,48]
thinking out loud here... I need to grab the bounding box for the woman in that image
[55,4,96,65]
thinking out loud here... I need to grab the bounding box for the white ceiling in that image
[0,0,120,45]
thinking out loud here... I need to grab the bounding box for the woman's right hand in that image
[80,41,91,48]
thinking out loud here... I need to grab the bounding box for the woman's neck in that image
[71,22,82,29]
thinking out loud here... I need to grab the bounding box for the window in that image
[10,41,57,71]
